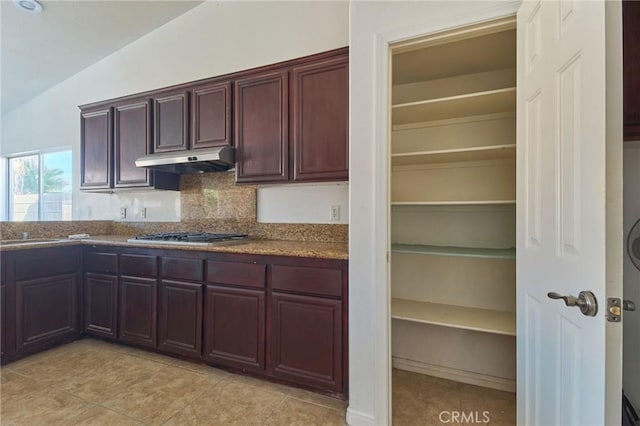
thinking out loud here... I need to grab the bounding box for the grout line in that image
[285,394,347,414]
[84,401,149,425]
[260,393,289,425]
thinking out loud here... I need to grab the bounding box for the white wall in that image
[624,141,640,411]
[257,182,348,224]
[1,0,349,223]
[348,2,519,425]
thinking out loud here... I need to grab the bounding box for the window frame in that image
[5,147,73,221]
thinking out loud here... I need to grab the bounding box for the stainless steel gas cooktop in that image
[127,232,248,246]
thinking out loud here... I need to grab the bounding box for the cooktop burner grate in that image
[128,232,248,245]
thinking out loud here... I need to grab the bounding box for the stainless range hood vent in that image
[135,146,235,174]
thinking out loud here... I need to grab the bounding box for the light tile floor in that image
[0,339,346,425]
[0,338,516,425]
[392,369,516,425]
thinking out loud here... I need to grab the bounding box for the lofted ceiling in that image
[1,0,203,115]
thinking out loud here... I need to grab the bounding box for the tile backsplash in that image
[180,172,256,221]
[0,172,348,243]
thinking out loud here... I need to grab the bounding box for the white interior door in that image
[516,0,623,425]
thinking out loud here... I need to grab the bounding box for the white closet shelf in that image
[391,298,516,336]
[392,144,515,166]
[392,200,516,206]
[391,243,516,259]
[392,87,516,125]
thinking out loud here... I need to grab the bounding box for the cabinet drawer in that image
[205,261,265,289]
[161,257,203,282]
[86,252,118,274]
[15,247,78,281]
[271,265,342,298]
[120,254,158,277]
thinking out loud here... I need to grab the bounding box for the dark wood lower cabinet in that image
[204,285,265,372]
[119,276,157,348]
[1,281,16,358]
[16,274,79,351]
[84,273,118,339]
[1,284,6,355]
[158,280,202,358]
[270,292,342,393]
[3,245,348,396]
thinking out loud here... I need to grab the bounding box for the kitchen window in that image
[6,150,72,221]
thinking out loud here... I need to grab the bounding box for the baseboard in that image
[346,407,377,426]
[392,356,516,393]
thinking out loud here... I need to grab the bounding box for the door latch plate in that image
[607,298,622,322]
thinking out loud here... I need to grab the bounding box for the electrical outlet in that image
[330,205,340,221]
[140,208,147,218]
[119,207,126,219]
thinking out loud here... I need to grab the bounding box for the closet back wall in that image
[1,1,349,223]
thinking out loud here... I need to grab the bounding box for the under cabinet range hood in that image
[134,146,235,174]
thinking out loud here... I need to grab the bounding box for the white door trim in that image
[354,2,521,425]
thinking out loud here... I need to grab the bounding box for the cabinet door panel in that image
[1,282,16,357]
[204,285,265,372]
[114,100,153,187]
[292,55,349,181]
[192,82,232,149]
[158,280,202,358]
[119,276,157,348]
[154,91,189,152]
[84,273,118,339]
[235,70,289,183]
[16,274,79,350]
[270,292,342,392]
[1,284,6,356]
[81,107,112,189]
[624,0,640,140]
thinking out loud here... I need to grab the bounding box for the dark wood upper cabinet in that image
[80,107,112,190]
[80,99,178,192]
[191,81,232,149]
[234,49,348,184]
[624,0,640,141]
[114,99,153,188]
[235,70,289,183]
[154,91,190,152]
[292,55,349,182]
[80,48,348,187]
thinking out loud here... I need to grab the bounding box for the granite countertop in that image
[0,235,348,260]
